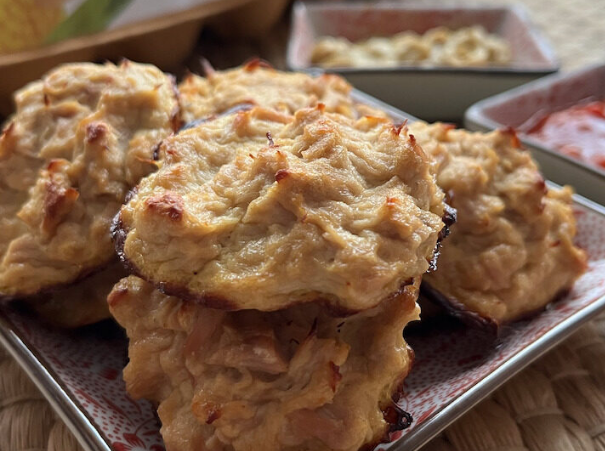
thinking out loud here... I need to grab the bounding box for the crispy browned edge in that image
[365,283,419,450]
[0,70,180,302]
[113,207,419,315]
[419,282,500,332]
[112,217,240,311]
[358,346,415,451]
[427,203,456,273]
[420,282,574,335]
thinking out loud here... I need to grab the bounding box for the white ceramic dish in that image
[287,1,558,122]
[1,91,605,451]
[465,63,605,205]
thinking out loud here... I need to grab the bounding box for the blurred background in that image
[0,0,602,113]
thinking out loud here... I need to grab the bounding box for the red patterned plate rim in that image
[0,312,112,451]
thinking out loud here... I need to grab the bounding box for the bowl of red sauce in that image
[524,100,605,170]
[465,64,605,205]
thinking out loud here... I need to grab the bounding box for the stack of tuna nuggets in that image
[0,59,587,451]
[110,61,447,451]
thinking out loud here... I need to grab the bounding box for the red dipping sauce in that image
[525,100,605,170]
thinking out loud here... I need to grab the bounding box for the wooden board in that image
[0,0,252,114]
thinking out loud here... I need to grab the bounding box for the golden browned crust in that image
[0,61,179,299]
[115,105,445,314]
[109,276,420,451]
[178,59,386,124]
[411,122,587,325]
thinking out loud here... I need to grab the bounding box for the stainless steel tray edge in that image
[0,311,112,451]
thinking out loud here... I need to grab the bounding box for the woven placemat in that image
[1,0,604,450]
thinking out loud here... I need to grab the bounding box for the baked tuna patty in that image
[178,59,385,124]
[412,122,587,326]
[0,61,179,299]
[109,275,419,451]
[115,105,445,313]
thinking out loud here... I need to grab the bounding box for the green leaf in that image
[45,0,133,44]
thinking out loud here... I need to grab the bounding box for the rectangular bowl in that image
[2,89,605,451]
[287,1,559,122]
[465,63,605,205]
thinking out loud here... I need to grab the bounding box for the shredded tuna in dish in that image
[311,26,512,69]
